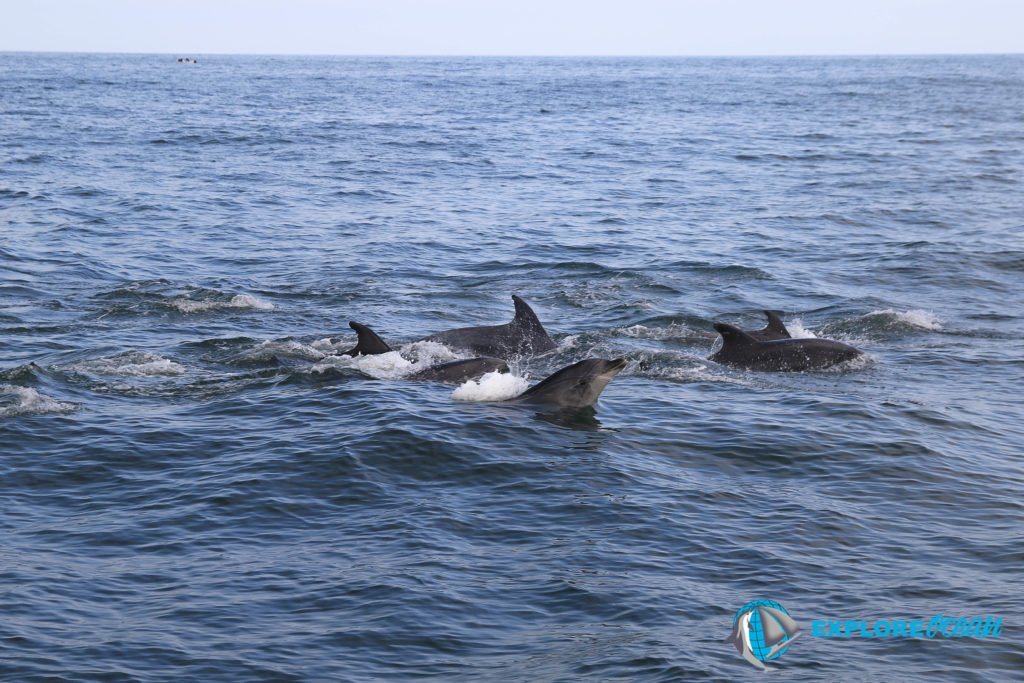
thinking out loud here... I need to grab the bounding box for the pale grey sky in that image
[2,0,1022,56]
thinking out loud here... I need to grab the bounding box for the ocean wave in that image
[241,340,327,364]
[0,384,77,418]
[70,351,187,377]
[616,323,707,341]
[866,309,942,330]
[168,294,275,314]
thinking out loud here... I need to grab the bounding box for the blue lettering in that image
[844,620,859,637]
[927,614,943,637]
[943,617,957,637]
[893,621,908,637]
[980,617,1003,638]
[828,620,841,637]
[967,617,983,637]
[874,621,891,637]
[954,618,969,636]
[909,621,924,637]
[859,620,870,637]
[812,621,829,637]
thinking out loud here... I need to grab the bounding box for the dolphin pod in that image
[337,295,867,411]
[339,319,621,408]
[339,296,623,408]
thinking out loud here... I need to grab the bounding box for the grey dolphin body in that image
[343,321,509,382]
[420,295,557,358]
[410,357,510,383]
[506,358,627,408]
[748,310,791,341]
[710,323,862,372]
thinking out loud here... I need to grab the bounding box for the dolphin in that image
[410,357,510,383]
[343,321,510,383]
[709,323,862,372]
[420,295,557,358]
[748,310,791,341]
[505,358,627,409]
[342,321,392,356]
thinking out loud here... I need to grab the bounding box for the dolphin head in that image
[514,358,627,409]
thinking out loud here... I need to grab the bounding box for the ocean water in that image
[1,53,1022,681]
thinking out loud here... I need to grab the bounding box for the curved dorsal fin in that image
[762,310,791,338]
[343,321,392,356]
[714,322,758,347]
[511,294,543,329]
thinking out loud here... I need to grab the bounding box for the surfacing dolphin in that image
[410,357,510,383]
[342,321,392,357]
[420,295,557,358]
[709,323,862,372]
[343,321,509,383]
[504,358,627,409]
[748,310,791,341]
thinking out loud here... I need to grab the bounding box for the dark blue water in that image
[2,53,1023,681]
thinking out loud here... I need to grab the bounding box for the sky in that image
[2,0,1022,56]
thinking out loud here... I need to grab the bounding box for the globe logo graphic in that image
[725,599,802,670]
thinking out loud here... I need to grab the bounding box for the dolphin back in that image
[420,295,556,358]
[710,322,862,371]
[410,357,510,383]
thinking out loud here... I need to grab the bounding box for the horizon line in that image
[3,49,1023,59]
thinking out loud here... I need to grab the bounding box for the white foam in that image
[349,351,416,378]
[0,385,77,417]
[310,350,413,379]
[398,340,462,365]
[230,294,275,309]
[619,323,699,340]
[784,319,818,339]
[311,337,346,353]
[251,340,326,362]
[451,371,531,402]
[869,309,942,330]
[169,294,274,313]
[73,351,186,376]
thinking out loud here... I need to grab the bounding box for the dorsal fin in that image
[762,310,791,338]
[343,321,392,356]
[511,294,543,329]
[714,322,758,347]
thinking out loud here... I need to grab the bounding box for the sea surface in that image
[1,53,1022,681]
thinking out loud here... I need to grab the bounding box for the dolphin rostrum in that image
[420,295,557,358]
[505,358,627,409]
[709,323,862,372]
